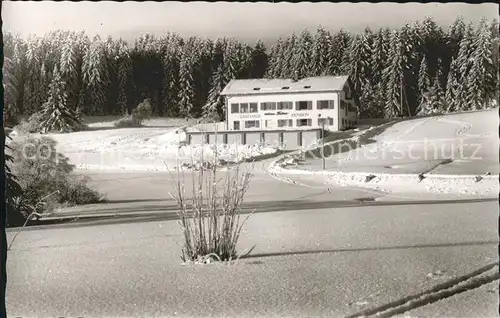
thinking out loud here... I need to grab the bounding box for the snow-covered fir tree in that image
[418,74,445,115]
[383,31,405,118]
[265,38,283,78]
[202,64,226,118]
[369,28,391,117]
[417,56,431,111]
[250,40,268,78]
[447,16,466,58]
[467,18,496,109]
[4,17,498,120]
[115,39,132,115]
[162,42,181,117]
[312,26,330,75]
[343,31,372,94]
[38,66,85,133]
[282,34,297,78]
[293,29,314,78]
[445,58,460,112]
[455,23,477,81]
[82,35,109,115]
[178,51,195,117]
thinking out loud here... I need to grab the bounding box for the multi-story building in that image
[220,75,358,132]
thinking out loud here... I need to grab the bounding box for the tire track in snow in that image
[347,262,499,318]
[337,117,436,164]
[377,116,438,150]
[436,117,473,137]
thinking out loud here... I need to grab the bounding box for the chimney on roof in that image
[292,70,299,82]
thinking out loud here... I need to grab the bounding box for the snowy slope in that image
[10,123,278,172]
[273,109,498,196]
[305,109,498,176]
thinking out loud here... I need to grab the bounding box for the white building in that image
[220,75,358,132]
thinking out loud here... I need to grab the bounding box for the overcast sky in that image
[2,2,498,44]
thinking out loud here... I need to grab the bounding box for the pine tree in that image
[202,64,226,118]
[223,41,239,81]
[329,29,351,75]
[430,75,445,113]
[417,56,431,110]
[178,51,195,117]
[447,16,466,58]
[456,23,476,80]
[451,22,476,111]
[82,35,109,115]
[60,32,87,112]
[38,66,84,133]
[383,31,405,118]
[419,17,445,78]
[250,40,268,78]
[467,18,496,109]
[282,34,297,78]
[8,38,28,120]
[161,38,182,117]
[23,35,47,116]
[265,38,283,78]
[116,40,132,115]
[312,26,330,76]
[445,58,460,112]
[3,56,19,126]
[369,28,391,116]
[343,29,374,116]
[419,58,445,115]
[293,29,314,78]
[371,28,389,85]
[359,79,380,118]
[343,32,372,93]
[491,19,500,106]
[236,43,254,79]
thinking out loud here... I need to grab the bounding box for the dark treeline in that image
[3,16,499,126]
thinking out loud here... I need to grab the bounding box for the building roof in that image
[220,76,350,96]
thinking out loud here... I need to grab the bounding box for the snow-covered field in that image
[273,109,499,196]
[10,118,278,172]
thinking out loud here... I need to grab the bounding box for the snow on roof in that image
[220,76,350,96]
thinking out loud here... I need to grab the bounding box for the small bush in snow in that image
[132,99,153,123]
[169,149,254,263]
[14,112,45,134]
[58,175,104,206]
[6,135,105,227]
[114,99,153,127]
[114,115,142,128]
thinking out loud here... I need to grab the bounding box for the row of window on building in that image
[233,117,355,129]
[231,100,338,114]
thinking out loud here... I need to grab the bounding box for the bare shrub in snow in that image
[169,143,254,263]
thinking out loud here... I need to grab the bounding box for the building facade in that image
[220,75,358,132]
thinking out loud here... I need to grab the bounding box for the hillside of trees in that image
[3,16,499,126]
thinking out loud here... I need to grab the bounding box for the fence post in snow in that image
[214,120,218,163]
[322,121,326,170]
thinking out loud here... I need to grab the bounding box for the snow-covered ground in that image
[272,109,499,197]
[9,118,278,172]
